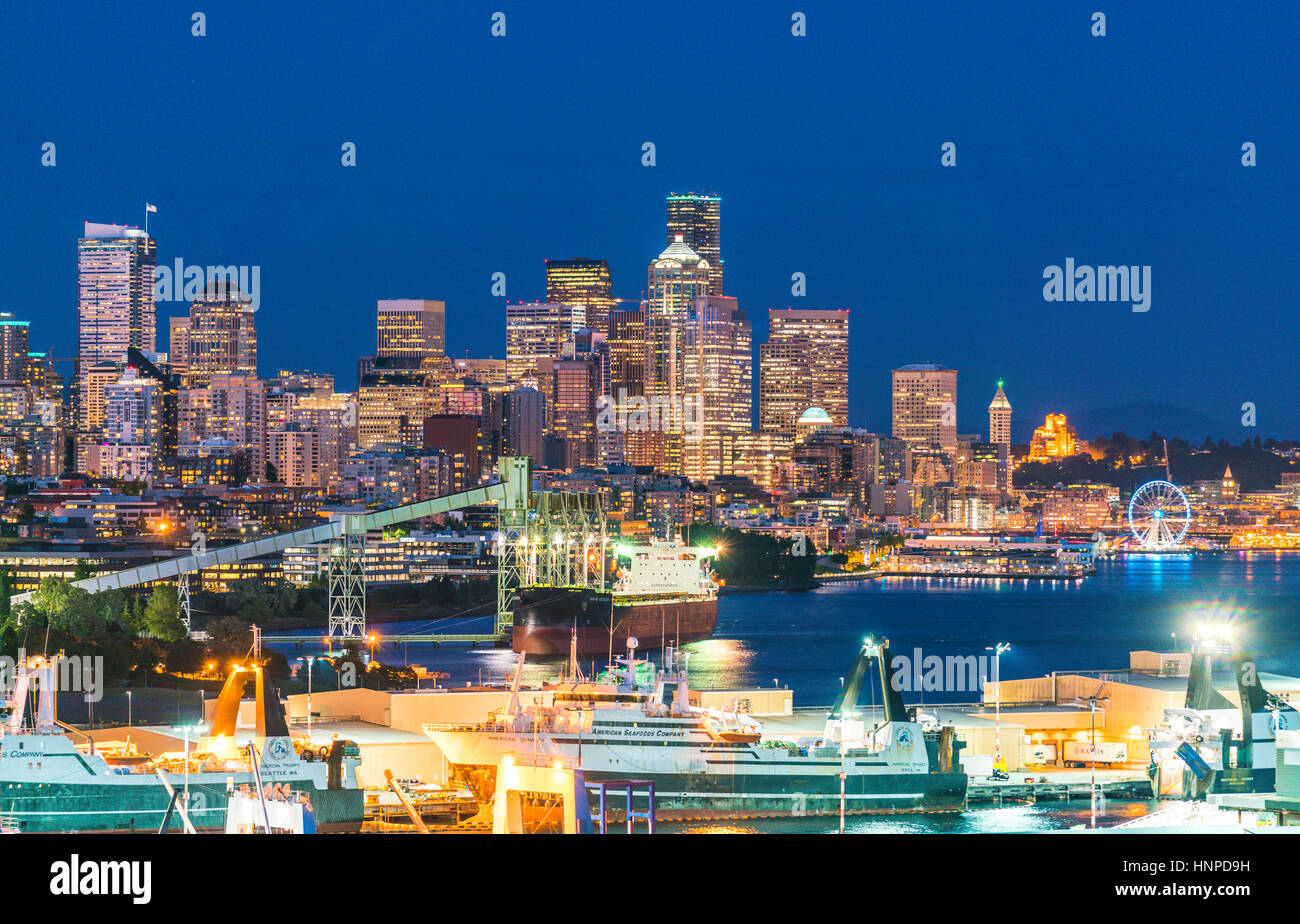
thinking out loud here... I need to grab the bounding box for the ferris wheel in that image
[1127,480,1191,549]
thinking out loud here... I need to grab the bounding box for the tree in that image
[164,637,207,675]
[143,585,187,642]
[207,615,252,660]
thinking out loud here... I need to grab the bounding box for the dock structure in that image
[965,771,1151,806]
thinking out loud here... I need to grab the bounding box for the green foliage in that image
[143,585,187,642]
[207,614,252,659]
[684,524,816,588]
[164,637,207,674]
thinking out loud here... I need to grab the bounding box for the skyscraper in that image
[77,222,156,431]
[169,316,191,376]
[545,259,618,336]
[377,299,446,360]
[186,282,257,388]
[645,236,713,472]
[0,314,30,381]
[505,301,586,384]
[891,363,958,452]
[759,308,850,433]
[988,380,1012,449]
[666,192,723,294]
[681,296,752,480]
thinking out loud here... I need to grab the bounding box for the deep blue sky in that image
[2,1,1295,440]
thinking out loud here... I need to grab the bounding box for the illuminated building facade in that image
[377,299,446,360]
[1028,413,1085,461]
[645,236,711,471]
[0,314,30,380]
[666,192,723,294]
[760,309,850,433]
[681,296,752,480]
[505,301,586,384]
[988,380,1012,450]
[77,222,156,432]
[186,282,257,387]
[545,259,618,336]
[891,363,957,452]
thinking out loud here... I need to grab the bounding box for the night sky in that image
[2,1,1295,440]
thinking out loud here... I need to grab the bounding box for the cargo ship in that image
[427,638,968,819]
[0,658,364,833]
[511,542,718,657]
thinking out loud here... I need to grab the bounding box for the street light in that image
[985,643,1011,769]
[1072,692,1111,828]
[126,690,133,728]
[303,656,316,737]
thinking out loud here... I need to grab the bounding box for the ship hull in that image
[511,587,717,657]
[0,777,364,833]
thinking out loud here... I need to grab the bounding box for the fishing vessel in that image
[0,657,364,833]
[427,637,968,818]
[512,541,718,657]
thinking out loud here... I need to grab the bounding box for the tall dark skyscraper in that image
[666,192,722,295]
[544,259,617,336]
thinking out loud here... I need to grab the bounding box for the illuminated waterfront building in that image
[186,282,257,388]
[545,259,618,336]
[891,363,958,452]
[988,380,1011,450]
[1028,413,1086,461]
[77,222,156,432]
[666,192,723,294]
[377,299,446,360]
[759,309,849,434]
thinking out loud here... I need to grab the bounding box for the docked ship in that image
[427,638,969,819]
[0,658,364,833]
[511,542,718,657]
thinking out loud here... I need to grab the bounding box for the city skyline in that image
[3,2,1295,440]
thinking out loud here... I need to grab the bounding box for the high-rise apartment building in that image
[681,296,752,480]
[0,314,30,381]
[377,299,446,360]
[186,282,257,387]
[544,259,618,336]
[891,363,958,452]
[759,309,850,433]
[77,222,156,431]
[988,380,1012,450]
[666,192,722,294]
